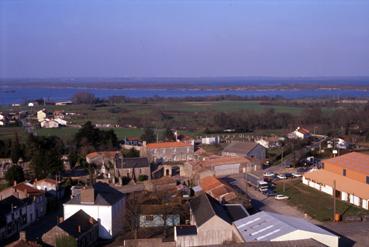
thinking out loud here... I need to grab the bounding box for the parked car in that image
[265,190,277,197]
[277,174,287,180]
[275,194,289,200]
[292,172,302,178]
[263,172,275,177]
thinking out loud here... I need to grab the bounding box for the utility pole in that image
[333,180,336,221]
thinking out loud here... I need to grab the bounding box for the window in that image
[145,215,154,221]
[366,176,369,184]
[343,169,346,176]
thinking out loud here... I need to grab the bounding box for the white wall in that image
[363,200,368,210]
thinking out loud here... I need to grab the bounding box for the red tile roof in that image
[199,176,237,202]
[15,183,43,196]
[297,127,310,135]
[324,152,369,175]
[146,142,192,149]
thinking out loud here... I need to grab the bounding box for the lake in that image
[1,86,369,105]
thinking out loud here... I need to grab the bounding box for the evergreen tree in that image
[5,165,25,185]
[141,127,156,143]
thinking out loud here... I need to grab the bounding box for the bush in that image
[138,175,148,182]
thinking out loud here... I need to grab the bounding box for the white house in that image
[233,211,339,247]
[54,117,67,126]
[37,109,47,122]
[291,127,311,139]
[201,136,220,145]
[40,119,59,128]
[63,182,125,239]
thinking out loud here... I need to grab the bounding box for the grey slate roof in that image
[223,142,259,155]
[233,211,337,242]
[59,210,97,238]
[116,157,149,169]
[65,182,125,206]
[189,193,248,227]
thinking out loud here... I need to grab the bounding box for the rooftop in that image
[65,182,124,206]
[0,196,25,225]
[15,183,44,196]
[233,211,336,242]
[189,193,248,227]
[323,152,369,175]
[296,127,310,135]
[199,176,237,202]
[200,155,251,168]
[85,151,118,161]
[116,157,149,169]
[175,225,197,236]
[304,169,369,199]
[146,142,192,149]
[59,210,97,238]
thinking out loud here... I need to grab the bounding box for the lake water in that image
[1,86,369,105]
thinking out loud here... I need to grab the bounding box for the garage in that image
[214,163,240,177]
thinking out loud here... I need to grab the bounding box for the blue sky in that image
[1,0,369,78]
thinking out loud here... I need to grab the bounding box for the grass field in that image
[276,180,368,222]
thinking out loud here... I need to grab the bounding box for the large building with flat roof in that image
[233,211,339,247]
[303,152,369,210]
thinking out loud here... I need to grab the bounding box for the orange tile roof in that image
[15,183,44,196]
[297,127,310,135]
[146,142,192,149]
[36,178,58,185]
[304,169,369,199]
[323,152,369,175]
[199,176,236,202]
[86,151,118,160]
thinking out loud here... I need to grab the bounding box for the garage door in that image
[214,163,240,177]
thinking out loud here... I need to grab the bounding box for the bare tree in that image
[125,192,141,239]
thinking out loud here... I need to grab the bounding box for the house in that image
[199,176,237,203]
[40,119,59,128]
[144,142,194,163]
[255,136,281,149]
[174,193,248,246]
[33,178,64,199]
[85,151,119,167]
[201,136,220,145]
[54,118,67,126]
[233,211,339,247]
[303,152,369,210]
[0,182,47,219]
[121,137,143,151]
[42,210,99,247]
[63,182,125,239]
[37,110,47,122]
[290,127,311,139]
[222,142,266,162]
[115,157,151,181]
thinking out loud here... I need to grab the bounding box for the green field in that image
[276,180,368,222]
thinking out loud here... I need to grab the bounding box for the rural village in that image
[0,96,369,247]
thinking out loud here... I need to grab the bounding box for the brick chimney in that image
[80,187,95,204]
[19,231,26,241]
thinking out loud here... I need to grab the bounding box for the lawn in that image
[0,127,26,141]
[276,180,368,222]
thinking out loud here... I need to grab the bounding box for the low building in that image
[192,155,259,178]
[85,151,119,167]
[255,136,281,149]
[63,182,125,239]
[201,136,220,145]
[33,178,64,199]
[174,193,248,246]
[303,152,369,210]
[199,176,237,203]
[42,210,99,247]
[290,127,311,139]
[222,142,266,162]
[40,119,59,128]
[37,110,47,123]
[233,211,339,247]
[115,157,151,181]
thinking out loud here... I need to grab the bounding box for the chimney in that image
[80,187,95,204]
[13,180,17,187]
[19,231,26,241]
[77,225,81,233]
[59,217,64,224]
[89,217,94,224]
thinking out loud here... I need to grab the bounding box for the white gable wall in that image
[272,230,339,247]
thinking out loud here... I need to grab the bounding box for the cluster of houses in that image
[37,109,67,128]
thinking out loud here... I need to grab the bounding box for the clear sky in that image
[1,0,369,78]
